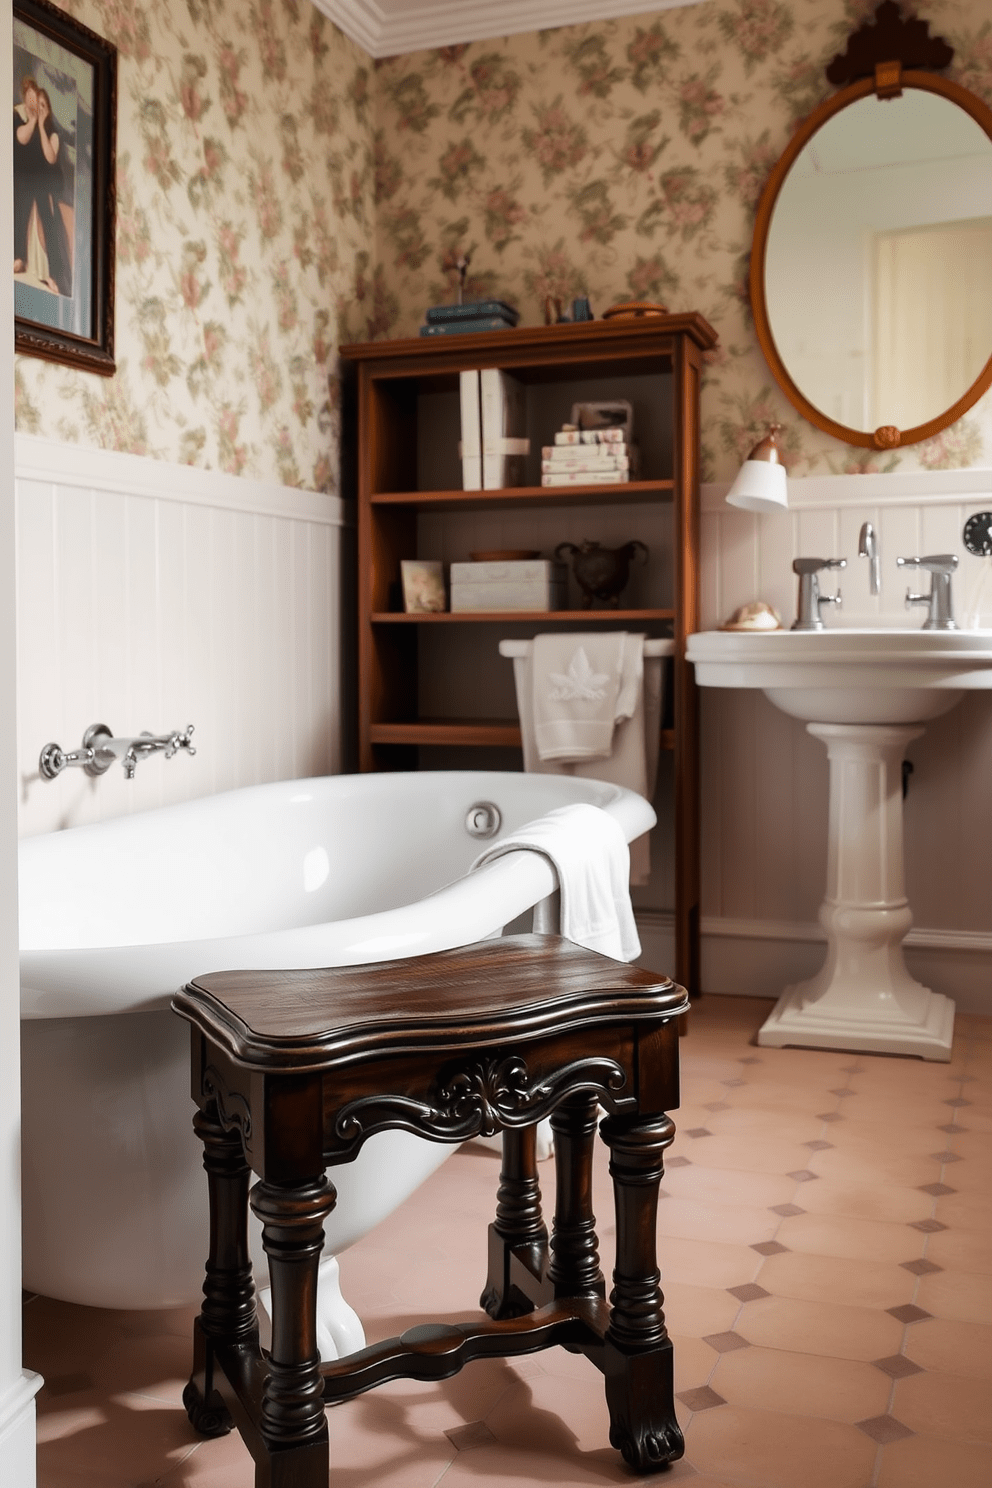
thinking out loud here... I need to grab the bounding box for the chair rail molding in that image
[314,0,706,58]
[14,435,344,528]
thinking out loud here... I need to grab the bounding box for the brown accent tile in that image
[900,1259,943,1276]
[841,1064,865,1074]
[722,1077,746,1087]
[445,1421,497,1451]
[872,1354,924,1378]
[686,1127,713,1138]
[751,1241,789,1256]
[702,1100,730,1112]
[667,1155,692,1168]
[887,1304,933,1324]
[770,1203,806,1217]
[702,1330,751,1353]
[676,1385,726,1411]
[830,1088,856,1098]
[917,1182,957,1197]
[805,1139,834,1151]
[909,1218,948,1233]
[787,1169,819,1182]
[727,1284,770,1303]
[856,1413,914,1443]
[938,1122,968,1134]
[739,1056,762,1065]
[818,1111,844,1122]
[944,1098,971,1108]
[930,1150,963,1163]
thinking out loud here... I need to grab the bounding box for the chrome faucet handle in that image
[791,557,846,631]
[165,724,196,758]
[896,554,958,630]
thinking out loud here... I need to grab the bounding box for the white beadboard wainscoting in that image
[15,436,345,839]
[695,468,992,1015]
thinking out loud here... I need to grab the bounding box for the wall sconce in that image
[725,424,788,512]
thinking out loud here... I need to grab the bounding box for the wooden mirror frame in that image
[751,65,992,452]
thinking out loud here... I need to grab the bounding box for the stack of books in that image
[420,300,519,336]
[541,426,639,486]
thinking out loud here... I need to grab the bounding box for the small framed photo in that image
[401,560,446,613]
[13,0,117,374]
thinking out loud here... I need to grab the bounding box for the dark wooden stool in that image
[172,933,688,1485]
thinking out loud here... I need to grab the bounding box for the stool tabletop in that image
[173,934,686,1072]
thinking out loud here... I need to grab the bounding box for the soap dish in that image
[720,601,782,632]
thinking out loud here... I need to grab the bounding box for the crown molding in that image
[314,0,704,59]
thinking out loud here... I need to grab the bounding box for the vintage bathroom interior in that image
[4,0,992,1484]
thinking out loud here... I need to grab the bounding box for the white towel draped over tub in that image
[470,802,640,962]
[501,634,672,885]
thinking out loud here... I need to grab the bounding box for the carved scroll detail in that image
[203,1065,252,1142]
[825,1,953,87]
[336,1055,628,1143]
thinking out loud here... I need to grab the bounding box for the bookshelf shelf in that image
[340,316,716,995]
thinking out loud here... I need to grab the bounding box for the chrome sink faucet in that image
[39,723,196,781]
[858,522,881,596]
[896,554,959,630]
[791,557,846,631]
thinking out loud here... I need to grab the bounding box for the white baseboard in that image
[635,910,992,1016]
[0,1371,42,1487]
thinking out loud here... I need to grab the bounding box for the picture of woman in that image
[13,70,74,297]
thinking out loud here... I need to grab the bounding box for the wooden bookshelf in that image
[340,316,716,995]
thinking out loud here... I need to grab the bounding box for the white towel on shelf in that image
[531,632,628,762]
[470,802,640,962]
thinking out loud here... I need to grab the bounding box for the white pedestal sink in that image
[687,628,992,1060]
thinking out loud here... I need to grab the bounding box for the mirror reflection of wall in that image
[764,89,992,435]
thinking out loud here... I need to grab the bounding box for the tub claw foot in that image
[182,1378,232,1438]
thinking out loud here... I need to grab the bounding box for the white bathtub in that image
[20,771,654,1342]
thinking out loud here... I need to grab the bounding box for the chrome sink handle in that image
[791,557,846,631]
[896,554,958,631]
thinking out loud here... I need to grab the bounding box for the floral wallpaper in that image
[371,0,992,481]
[13,0,375,493]
[12,0,992,487]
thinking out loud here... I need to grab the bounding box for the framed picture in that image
[13,0,116,374]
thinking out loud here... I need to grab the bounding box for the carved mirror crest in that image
[751,1,992,451]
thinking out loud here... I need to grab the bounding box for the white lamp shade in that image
[725,458,788,513]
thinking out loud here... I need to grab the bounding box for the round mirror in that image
[752,74,992,449]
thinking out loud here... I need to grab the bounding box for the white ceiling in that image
[315,0,702,59]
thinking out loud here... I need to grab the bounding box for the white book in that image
[481,368,527,489]
[541,443,629,461]
[459,369,482,491]
[541,470,630,486]
[554,427,626,446]
[542,455,630,473]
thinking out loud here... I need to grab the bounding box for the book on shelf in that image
[542,455,632,474]
[420,317,516,336]
[425,300,519,326]
[481,368,528,489]
[459,370,482,491]
[541,443,632,461]
[554,428,627,445]
[541,469,630,486]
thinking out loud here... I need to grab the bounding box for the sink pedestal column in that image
[758,722,954,1061]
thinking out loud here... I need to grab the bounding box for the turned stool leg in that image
[599,1112,684,1473]
[549,1092,605,1299]
[184,1104,257,1438]
[249,1176,336,1488]
[481,1126,547,1319]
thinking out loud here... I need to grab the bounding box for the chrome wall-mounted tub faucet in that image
[39,723,196,781]
[791,557,846,631]
[896,554,959,631]
[858,522,881,596]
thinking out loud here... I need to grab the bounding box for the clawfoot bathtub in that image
[20,771,653,1355]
